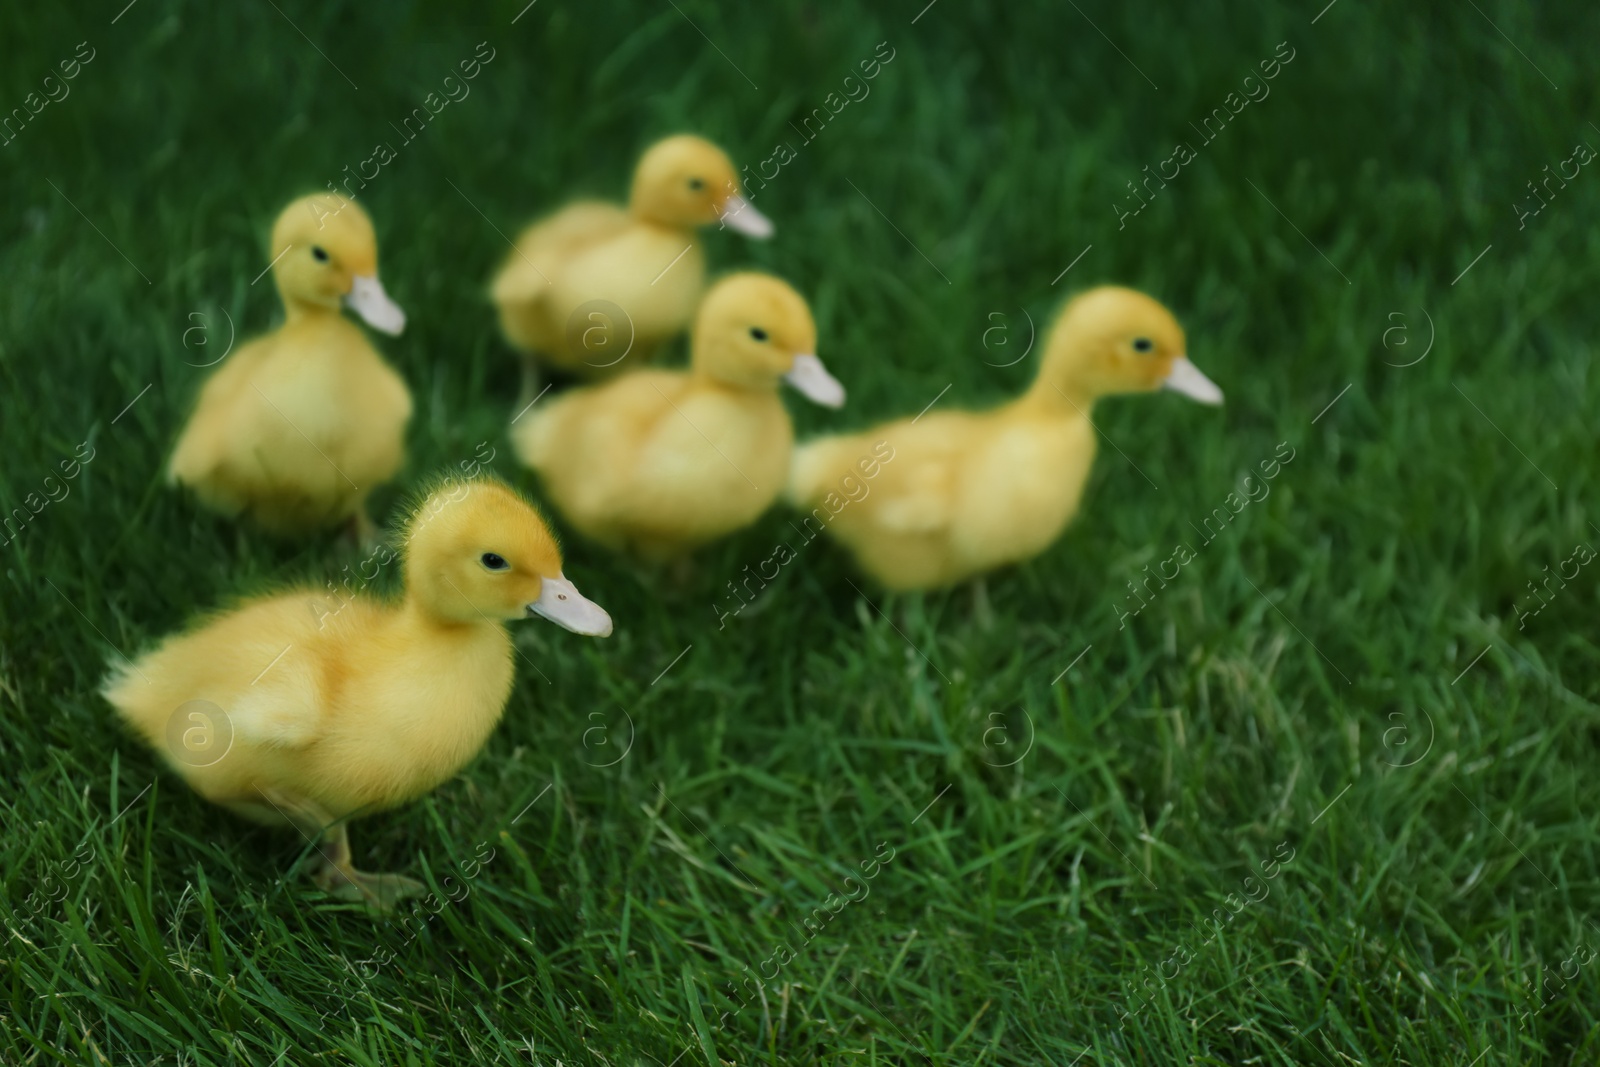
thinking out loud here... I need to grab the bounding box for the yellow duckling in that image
[787,286,1223,591]
[102,477,612,909]
[169,195,412,538]
[490,134,773,386]
[511,272,844,559]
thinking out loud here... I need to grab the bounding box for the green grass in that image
[4,0,1600,1063]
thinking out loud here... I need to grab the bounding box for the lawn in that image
[3,0,1599,1063]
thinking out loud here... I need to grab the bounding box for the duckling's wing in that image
[523,201,632,259]
[797,420,963,535]
[225,667,324,747]
[870,457,959,534]
[168,335,275,485]
[203,601,331,749]
[103,596,330,755]
[514,370,674,473]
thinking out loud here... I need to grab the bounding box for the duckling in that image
[787,286,1222,592]
[102,477,612,910]
[168,195,412,539]
[511,272,843,559]
[491,134,773,389]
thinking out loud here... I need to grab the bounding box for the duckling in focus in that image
[168,195,412,540]
[491,135,773,390]
[511,272,843,559]
[787,286,1222,592]
[103,478,612,909]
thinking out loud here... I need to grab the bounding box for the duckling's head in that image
[630,134,774,238]
[690,272,844,407]
[268,195,407,335]
[401,478,612,636]
[1037,286,1222,405]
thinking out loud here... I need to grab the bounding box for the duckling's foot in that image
[315,864,427,911]
[312,825,425,912]
[342,509,379,550]
[256,787,423,913]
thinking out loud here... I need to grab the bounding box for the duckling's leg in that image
[517,355,544,410]
[355,508,379,549]
[343,508,379,550]
[312,822,426,912]
[666,551,697,590]
[257,787,424,911]
[971,578,994,631]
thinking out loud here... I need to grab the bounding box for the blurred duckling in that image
[511,272,843,560]
[491,134,773,390]
[168,195,412,540]
[103,477,611,910]
[787,286,1222,595]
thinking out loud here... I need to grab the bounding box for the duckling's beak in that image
[526,574,612,637]
[718,195,774,239]
[345,274,407,336]
[1161,356,1224,405]
[783,353,846,409]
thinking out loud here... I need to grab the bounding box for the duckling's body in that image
[104,479,612,908]
[169,196,412,536]
[789,286,1223,591]
[517,369,790,557]
[169,313,411,532]
[513,273,843,559]
[494,205,705,373]
[791,402,1097,590]
[492,136,772,381]
[108,593,515,820]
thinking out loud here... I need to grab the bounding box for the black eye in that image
[748,327,769,342]
[1132,337,1154,353]
[480,552,509,571]
[687,177,705,191]
[311,246,330,263]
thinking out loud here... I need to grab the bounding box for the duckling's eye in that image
[687,177,705,192]
[748,327,769,342]
[311,246,330,263]
[480,552,509,571]
[1132,337,1154,353]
